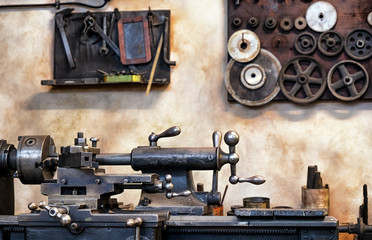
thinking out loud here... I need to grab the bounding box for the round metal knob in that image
[28,202,38,211]
[224,131,239,147]
[60,214,72,226]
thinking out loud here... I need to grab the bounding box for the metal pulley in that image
[344,29,372,61]
[279,17,293,31]
[279,56,327,104]
[318,30,344,57]
[294,16,307,31]
[294,32,317,55]
[327,60,369,101]
[305,1,337,32]
[225,49,281,106]
[227,29,260,62]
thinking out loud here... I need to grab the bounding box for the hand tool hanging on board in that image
[147,7,156,47]
[163,17,176,66]
[0,0,110,10]
[108,9,119,40]
[99,15,109,55]
[83,14,140,74]
[56,8,75,69]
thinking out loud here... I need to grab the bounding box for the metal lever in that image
[37,201,71,226]
[164,174,191,199]
[233,175,266,184]
[212,131,222,194]
[223,131,265,185]
[127,217,143,240]
[148,126,181,146]
[56,8,75,69]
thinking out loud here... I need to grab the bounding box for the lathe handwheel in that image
[327,60,369,101]
[279,56,326,104]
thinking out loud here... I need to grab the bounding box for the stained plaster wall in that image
[0,0,370,238]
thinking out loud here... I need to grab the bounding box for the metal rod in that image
[0,0,110,10]
[95,153,131,165]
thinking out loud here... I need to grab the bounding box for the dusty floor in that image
[0,1,370,239]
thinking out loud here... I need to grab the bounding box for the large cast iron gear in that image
[305,1,337,32]
[344,29,372,61]
[279,56,327,104]
[225,49,281,106]
[294,32,317,55]
[318,30,344,57]
[327,60,369,101]
[228,29,261,63]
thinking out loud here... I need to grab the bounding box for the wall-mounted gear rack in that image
[42,9,174,87]
[227,0,372,106]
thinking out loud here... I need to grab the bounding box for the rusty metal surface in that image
[228,0,372,101]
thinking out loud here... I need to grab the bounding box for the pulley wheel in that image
[294,16,307,31]
[225,49,281,106]
[368,12,372,27]
[279,56,327,104]
[327,60,369,101]
[247,17,259,28]
[306,1,337,32]
[344,29,372,61]
[280,17,294,31]
[264,17,277,30]
[294,32,317,55]
[228,29,261,62]
[318,30,343,57]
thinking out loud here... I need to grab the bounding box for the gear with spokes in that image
[279,56,327,104]
[327,60,369,101]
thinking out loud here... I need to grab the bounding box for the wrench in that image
[99,15,109,55]
[56,8,75,69]
[84,16,140,73]
[84,16,120,57]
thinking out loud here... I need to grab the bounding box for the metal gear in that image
[344,29,372,61]
[327,60,369,101]
[228,29,261,63]
[294,32,317,55]
[305,1,337,32]
[278,56,327,104]
[294,16,307,31]
[225,49,281,106]
[318,30,344,57]
[279,17,293,31]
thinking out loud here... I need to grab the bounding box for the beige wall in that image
[0,1,370,235]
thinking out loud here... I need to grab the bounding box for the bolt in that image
[95,179,101,184]
[61,179,67,184]
[90,137,99,148]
